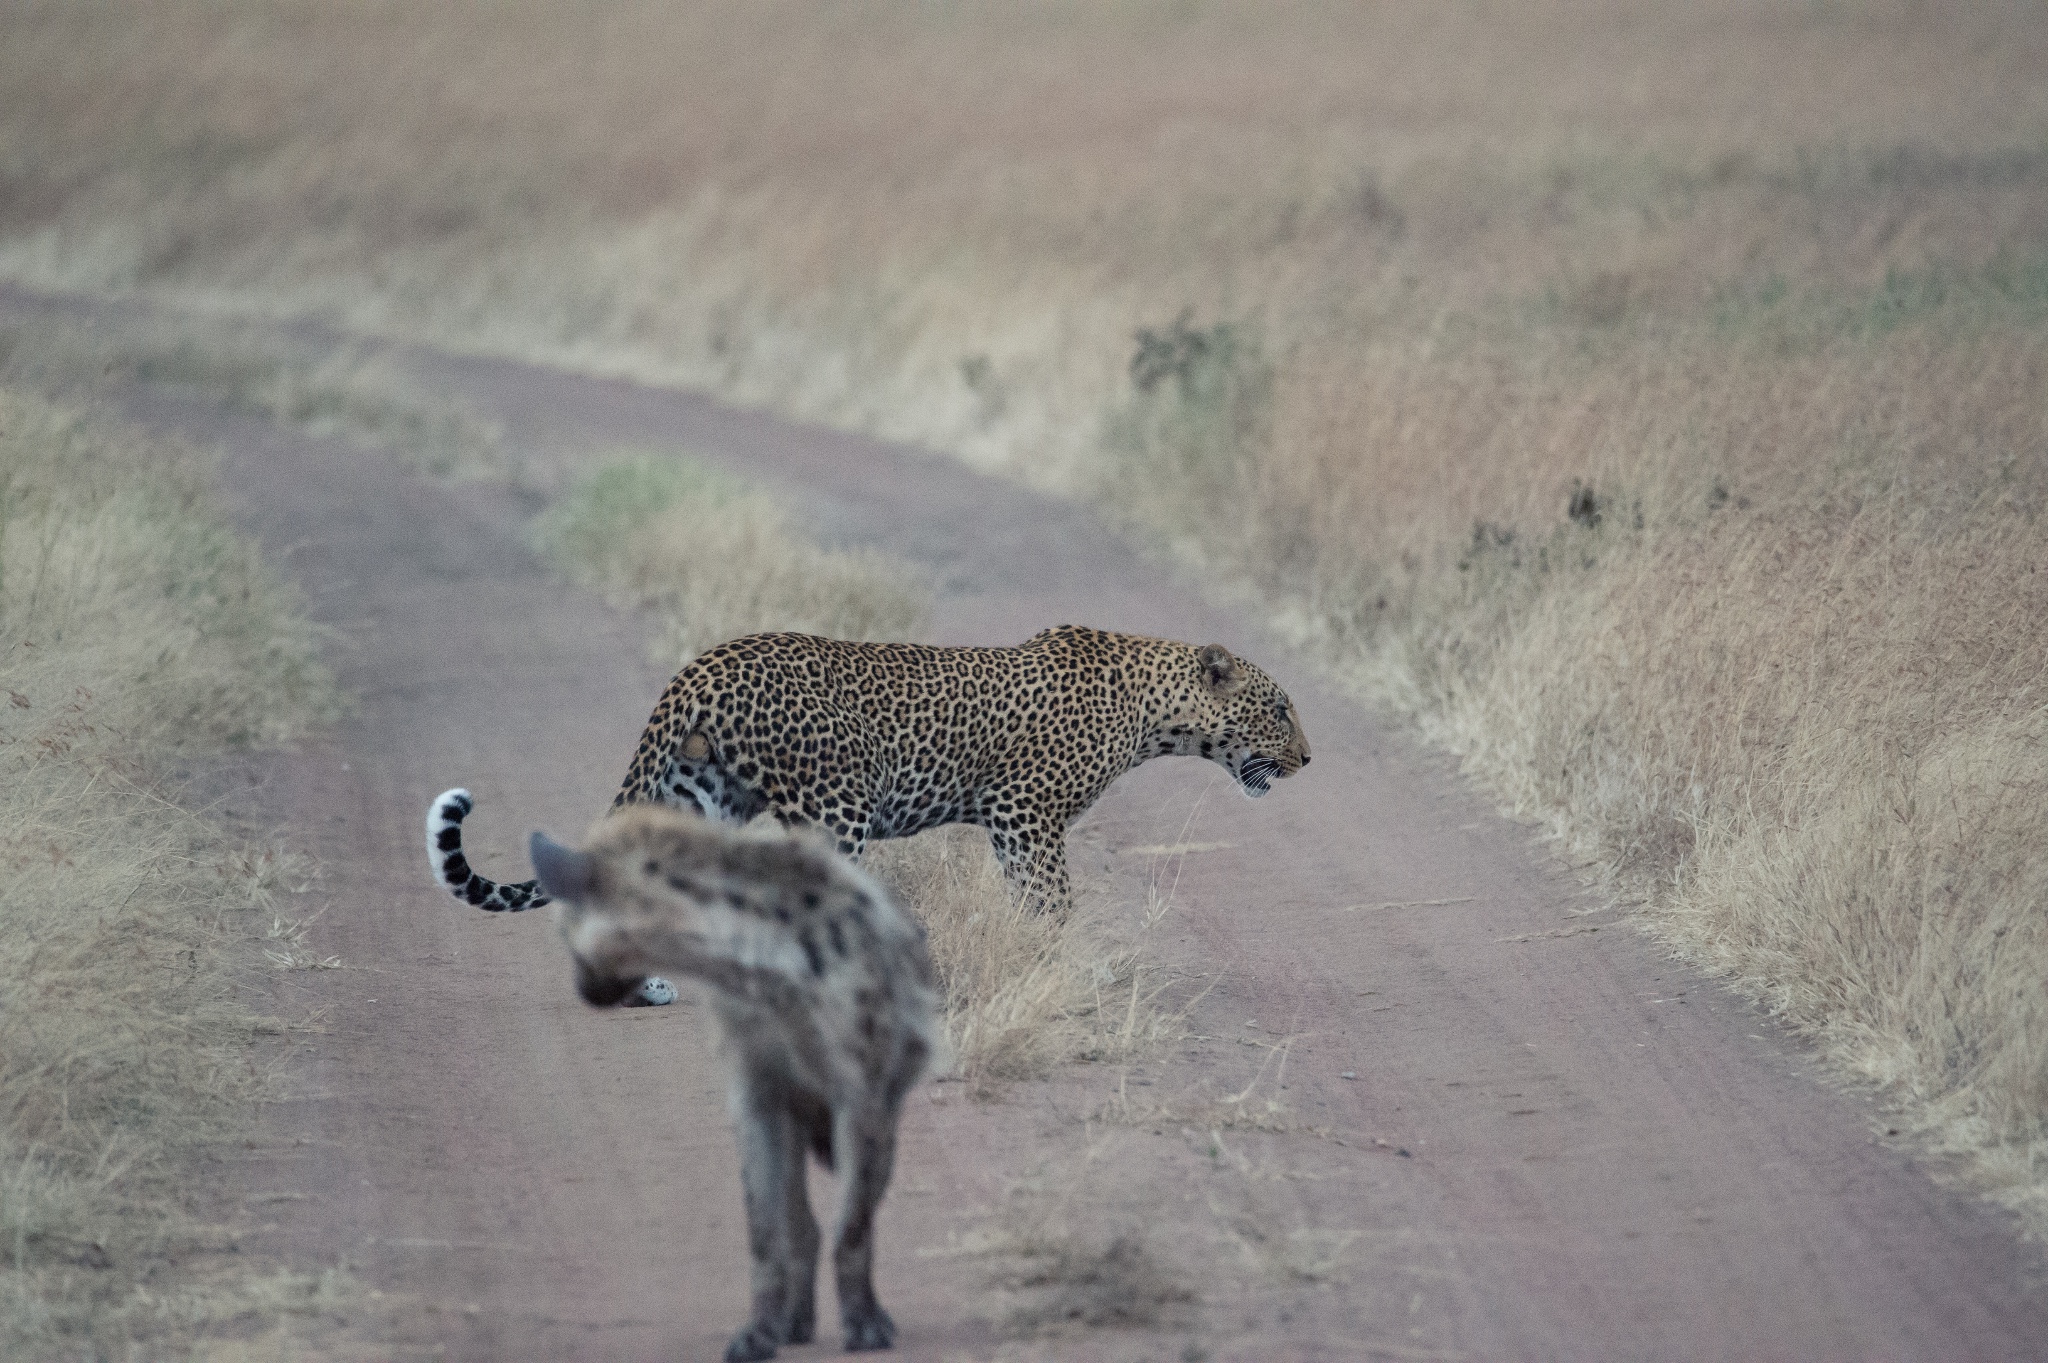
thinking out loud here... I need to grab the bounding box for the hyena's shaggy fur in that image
[530,806,938,1361]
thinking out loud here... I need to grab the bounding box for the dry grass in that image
[865,827,1185,1094]
[1204,1175,1361,1291]
[1,2,2040,484]
[1242,323,2048,1224]
[1100,1031,1321,1139]
[2,0,2043,1221]
[0,388,341,1354]
[529,449,927,665]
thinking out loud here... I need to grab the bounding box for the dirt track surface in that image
[16,291,2042,1360]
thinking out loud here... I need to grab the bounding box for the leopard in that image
[531,806,937,1360]
[426,624,1309,1003]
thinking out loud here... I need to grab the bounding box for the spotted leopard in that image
[426,624,1308,999]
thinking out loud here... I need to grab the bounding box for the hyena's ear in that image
[1198,643,1245,695]
[530,831,596,901]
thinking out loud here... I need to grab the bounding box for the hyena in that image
[529,806,938,1361]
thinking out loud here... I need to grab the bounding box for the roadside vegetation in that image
[0,389,341,1355]
[1,0,2040,1226]
[530,450,926,665]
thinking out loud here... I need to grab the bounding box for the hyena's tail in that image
[426,788,549,912]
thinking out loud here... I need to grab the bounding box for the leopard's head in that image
[1176,643,1311,798]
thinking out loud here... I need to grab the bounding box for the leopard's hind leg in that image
[660,734,773,827]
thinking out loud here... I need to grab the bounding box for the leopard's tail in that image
[426,788,549,912]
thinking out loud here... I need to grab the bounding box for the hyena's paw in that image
[723,1323,779,1362]
[843,1304,895,1352]
[720,1317,782,1358]
[780,1294,816,1345]
[625,976,679,1007]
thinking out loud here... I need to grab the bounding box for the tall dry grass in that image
[1221,312,2048,1221]
[0,388,340,1354]
[1,0,2043,1218]
[865,828,1183,1094]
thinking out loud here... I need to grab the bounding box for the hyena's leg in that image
[830,1101,902,1352]
[986,815,1072,915]
[778,1102,828,1347]
[726,1075,817,1362]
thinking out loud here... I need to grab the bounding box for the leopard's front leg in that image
[985,813,1071,915]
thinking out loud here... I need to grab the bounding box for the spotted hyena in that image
[529,806,938,1361]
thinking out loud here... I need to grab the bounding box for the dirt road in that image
[23,291,2042,1359]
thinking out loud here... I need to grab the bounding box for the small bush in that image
[1103,313,1271,544]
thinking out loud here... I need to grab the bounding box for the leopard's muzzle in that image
[1238,753,1283,798]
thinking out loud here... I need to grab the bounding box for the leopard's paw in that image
[626,976,679,1007]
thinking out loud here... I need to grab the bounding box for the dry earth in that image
[21,291,2043,1360]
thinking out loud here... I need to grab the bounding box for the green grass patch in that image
[1704,251,2048,348]
[530,449,928,664]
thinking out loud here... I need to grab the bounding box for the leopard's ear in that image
[530,831,596,901]
[1198,643,1245,694]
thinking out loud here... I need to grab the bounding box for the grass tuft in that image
[865,828,1186,1094]
[530,450,928,664]
[974,1160,1198,1338]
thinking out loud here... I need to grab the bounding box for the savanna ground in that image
[1,0,2044,1349]
[0,385,343,1355]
